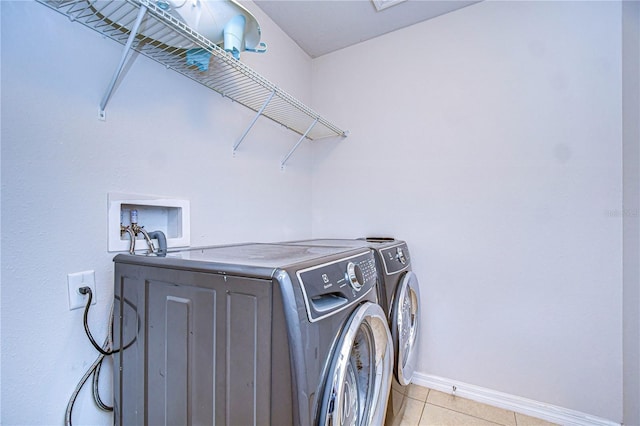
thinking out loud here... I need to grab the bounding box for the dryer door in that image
[391,271,421,386]
[319,302,393,426]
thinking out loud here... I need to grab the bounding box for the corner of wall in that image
[622,1,640,425]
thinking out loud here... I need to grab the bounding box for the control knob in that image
[396,247,407,265]
[346,262,364,291]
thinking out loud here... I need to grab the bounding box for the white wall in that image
[622,2,640,425]
[311,1,623,422]
[1,0,632,424]
[0,1,314,423]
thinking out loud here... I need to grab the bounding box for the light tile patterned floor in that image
[399,385,558,426]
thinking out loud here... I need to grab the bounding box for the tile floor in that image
[398,385,558,426]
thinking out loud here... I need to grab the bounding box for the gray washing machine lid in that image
[392,271,421,386]
[318,302,393,426]
[115,243,368,279]
[169,243,358,267]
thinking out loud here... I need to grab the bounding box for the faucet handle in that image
[130,209,138,225]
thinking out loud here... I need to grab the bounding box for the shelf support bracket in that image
[280,117,319,170]
[233,89,276,154]
[98,4,148,120]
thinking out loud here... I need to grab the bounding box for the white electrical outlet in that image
[67,270,97,311]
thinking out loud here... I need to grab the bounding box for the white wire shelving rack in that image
[36,0,348,167]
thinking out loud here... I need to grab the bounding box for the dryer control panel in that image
[296,251,377,322]
[380,243,411,275]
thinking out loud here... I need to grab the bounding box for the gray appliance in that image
[112,243,394,425]
[282,238,421,426]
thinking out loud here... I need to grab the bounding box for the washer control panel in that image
[296,251,377,322]
[380,243,411,275]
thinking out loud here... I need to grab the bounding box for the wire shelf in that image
[36,0,348,142]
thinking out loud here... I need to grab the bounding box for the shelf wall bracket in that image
[36,0,348,147]
[98,4,148,120]
[280,117,319,170]
[233,89,276,154]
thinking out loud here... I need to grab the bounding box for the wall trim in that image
[412,373,621,426]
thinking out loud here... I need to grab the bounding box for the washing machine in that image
[283,238,421,425]
[112,242,394,425]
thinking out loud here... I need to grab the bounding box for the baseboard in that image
[412,373,621,426]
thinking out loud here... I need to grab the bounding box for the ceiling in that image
[253,0,480,58]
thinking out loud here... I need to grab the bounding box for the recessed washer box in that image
[108,193,190,253]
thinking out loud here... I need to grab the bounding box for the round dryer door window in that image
[392,271,421,386]
[319,302,393,426]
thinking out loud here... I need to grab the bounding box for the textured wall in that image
[311,1,623,422]
[623,2,640,425]
[0,1,314,423]
[1,0,632,424]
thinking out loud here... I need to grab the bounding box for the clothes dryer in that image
[112,243,393,426]
[283,238,421,425]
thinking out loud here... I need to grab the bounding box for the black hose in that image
[65,352,108,426]
[80,287,118,356]
[66,293,115,426]
[92,356,113,411]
